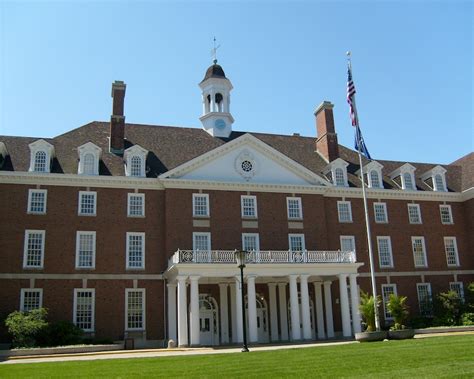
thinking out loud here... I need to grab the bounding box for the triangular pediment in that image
[159,133,330,186]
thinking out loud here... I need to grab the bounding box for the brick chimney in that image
[315,101,339,162]
[110,81,126,154]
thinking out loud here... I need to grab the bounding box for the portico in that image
[165,249,363,347]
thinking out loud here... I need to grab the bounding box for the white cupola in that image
[199,60,234,138]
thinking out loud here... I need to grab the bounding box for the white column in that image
[289,274,301,340]
[229,282,237,343]
[278,283,289,341]
[177,276,188,346]
[300,275,312,340]
[219,283,229,344]
[247,276,258,342]
[167,283,177,342]
[313,282,326,339]
[349,274,362,334]
[268,283,279,342]
[324,281,335,338]
[234,276,243,343]
[202,95,207,115]
[339,274,351,337]
[210,91,216,112]
[189,276,200,346]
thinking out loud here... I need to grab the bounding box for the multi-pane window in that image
[381,284,397,320]
[128,193,145,217]
[287,197,303,219]
[403,172,414,190]
[193,232,211,251]
[334,168,345,186]
[34,151,47,172]
[337,201,353,223]
[193,194,209,217]
[126,232,145,269]
[369,170,381,188]
[440,205,453,224]
[74,289,95,331]
[288,234,305,251]
[76,232,96,269]
[434,174,445,191]
[125,289,145,330]
[83,153,96,175]
[20,289,43,312]
[242,233,260,251]
[78,191,97,216]
[407,204,422,224]
[411,237,427,267]
[340,235,356,260]
[377,236,393,268]
[417,283,433,316]
[23,230,45,268]
[241,195,257,218]
[444,237,459,266]
[27,189,47,214]
[130,156,143,177]
[374,202,388,223]
[449,282,464,301]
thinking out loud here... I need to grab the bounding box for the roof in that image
[0,121,471,192]
[201,63,227,82]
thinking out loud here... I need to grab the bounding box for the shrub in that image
[434,290,463,326]
[359,291,381,332]
[461,312,474,326]
[37,320,83,347]
[5,308,48,348]
[386,294,409,330]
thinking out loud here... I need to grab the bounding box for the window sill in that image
[126,267,146,271]
[78,214,97,217]
[75,267,96,270]
[338,220,353,223]
[193,215,210,219]
[23,266,44,270]
[127,215,146,218]
[27,212,46,215]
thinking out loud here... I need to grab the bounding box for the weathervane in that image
[211,37,221,64]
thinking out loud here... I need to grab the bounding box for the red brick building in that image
[0,62,473,347]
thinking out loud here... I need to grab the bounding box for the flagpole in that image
[347,53,380,331]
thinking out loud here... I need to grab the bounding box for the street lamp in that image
[234,249,249,352]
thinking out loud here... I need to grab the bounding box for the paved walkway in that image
[2,331,473,365]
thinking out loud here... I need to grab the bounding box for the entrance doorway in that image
[245,294,269,343]
[198,294,219,346]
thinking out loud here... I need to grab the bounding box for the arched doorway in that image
[198,294,219,346]
[245,294,270,343]
[288,295,316,340]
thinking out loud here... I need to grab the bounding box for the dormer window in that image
[369,170,380,188]
[28,139,54,173]
[323,158,349,187]
[78,142,102,176]
[421,165,447,192]
[389,163,417,191]
[0,142,8,169]
[124,145,148,177]
[359,161,383,189]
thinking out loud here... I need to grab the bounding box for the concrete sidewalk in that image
[2,331,473,365]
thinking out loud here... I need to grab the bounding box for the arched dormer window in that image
[434,174,445,191]
[389,163,416,191]
[335,168,345,186]
[323,158,349,187]
[421,165,447,192]
[370,170,380,188]
[77,142,101,176]
[359,161,383,189]
[28,139,54,173]
[403,172,414,190]
[124,144,148,177]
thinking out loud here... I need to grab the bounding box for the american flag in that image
[347,67,357,127]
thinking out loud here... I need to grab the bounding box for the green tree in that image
[386,294,409,330]
[359,291,381,332]
[434,291,463,326]
[5,308,48,348]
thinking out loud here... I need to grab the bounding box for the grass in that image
[1,335,474,378]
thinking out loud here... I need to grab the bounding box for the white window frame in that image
[377,236,394,268]
[73,288,95,332]
[20,289,43,312]
[444,237,460,267]
[324,158,349,187]
[77,142,101,176]
[449,282,464,301]
[27,189,48,214]
[193,232,211,251]
[416,283,433,316]
[340,235,356,260]
[361,161,383,189]
[288,233,306,252]
[286,197,303,220]
[439,205,453,224]
[28,139,54,173]
[373,202,388,224]
[411,236,428,268]
[241,195,257,219]
[78,191,97,216]
[126,232,145,269]
[407,204,422,224]
[23,230,45,269]
[75,231,96,269]
[125,288,146,331]
[124,145,148,177]
[381,284,397,320]
[421,165,447,192]
[242,233,260,252]
[337,201,353,223]
[192,193,210,218]
[127,193,145,218]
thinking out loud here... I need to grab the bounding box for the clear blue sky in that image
[0,1,472,164]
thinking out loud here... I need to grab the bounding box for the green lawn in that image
[1,335,474,378]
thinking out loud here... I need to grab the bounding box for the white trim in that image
[1,273,163,280]
[77,142,101,176]
[23,230,45,269]
[358,269,474,278]
[78,191,97,216]
[241,195,258,218]
[28,139,54,173]
[75,231,96,269]
[125,288,146,331]
[381,283,397,320]
[124,145,148,178]
[337,201,353,223]
[20,288,43,311]
[444,236,460,267]
[127,193,146,218]
[416,282,433,316]
[421,165,448,192]
[193,232,211,251]
[376,236,394,268]
[340,235,356,260]
[411,236,428,268]
[439,204,453,224]
[27,189,48,214]
[288,233,306,251]
[449,281,464,300]
[373,202,388,224]
[407,203,422,224]
[242,233,260,251]
[286,197,303,220]
[73,288,95,332]
[126,232,146,270]
[192,193,210,217]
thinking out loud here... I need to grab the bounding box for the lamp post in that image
[234,249,249,352]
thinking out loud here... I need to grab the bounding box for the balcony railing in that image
[170,249,356,265]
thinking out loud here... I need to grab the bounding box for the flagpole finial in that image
[346,51,352,68]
